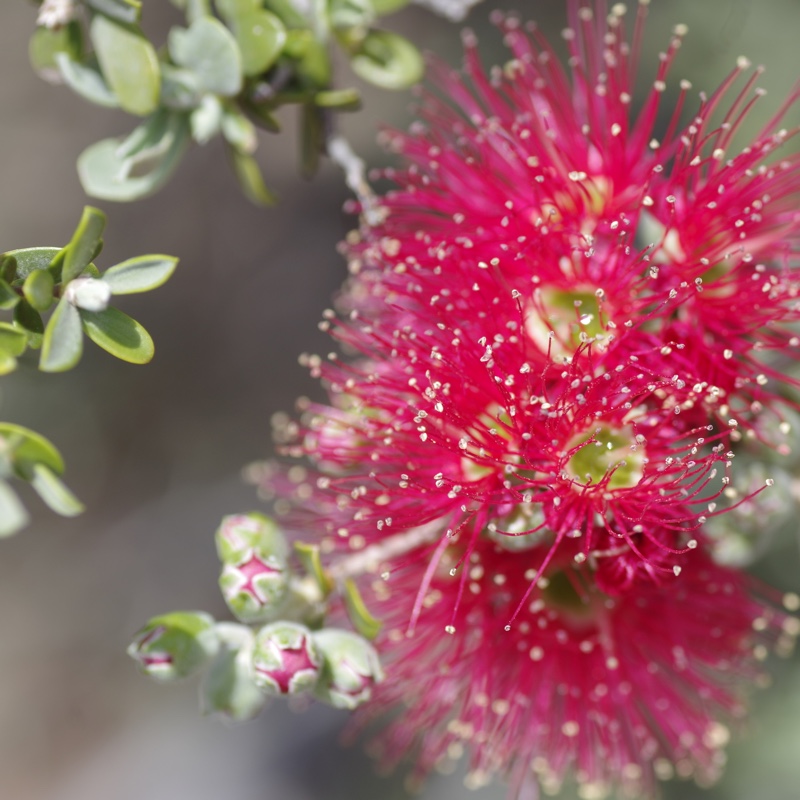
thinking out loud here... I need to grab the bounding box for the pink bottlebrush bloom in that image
[258,0,800,795]
[341,0,800,439]
[350,548,799,798]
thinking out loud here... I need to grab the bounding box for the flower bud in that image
[215,513,290,623]
[202,623,266,722]
[128,611,218,682]
[313,629,384,710]
[64,277,111,312]
[251,621,321,695]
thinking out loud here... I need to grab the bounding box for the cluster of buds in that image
[128,513,383,721]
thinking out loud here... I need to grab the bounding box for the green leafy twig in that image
[0,205,178,535]
[29,0,426,204]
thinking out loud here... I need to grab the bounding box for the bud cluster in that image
[128,512,383,720]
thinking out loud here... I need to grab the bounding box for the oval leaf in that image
[80,306,154,364]
[23,269,55,312]
[0,323,28,358]
[56,53,119,108]
[28,463,84,518]
[228,146,276,206]
[90,15,160,115]
[63,206,107,284]
[77,116,190,202]
[348,29,423,90]
[343,578,383,640]
[103,255,178,294]
[0,480,29,538]
[86,0,142,24]
[0,423,65,474]
[5,247,61,280]
[234,10,286,77]
[30,23,83,80]
[40,297,84,373]
[169,18,242,97]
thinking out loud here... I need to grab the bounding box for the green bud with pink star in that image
[215,512,291,624]
[127,611,218,682]
[251,621,321,696]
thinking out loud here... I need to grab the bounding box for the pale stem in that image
[327,135,385,227]
[328,520,443,582]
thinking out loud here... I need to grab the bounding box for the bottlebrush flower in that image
[341,0,800,442]
[350,548,799,799]
[256,0,800,796]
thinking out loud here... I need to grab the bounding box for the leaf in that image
[80,307,154,364]
[160,65,203,110]
[190,94,223,144]
[228,146,277,206]
[0,323,28,358]
[90,15,160,116]
[29,22,83,80]
[0,280,19,310]
[62,206,107,284]
[315,88,361,110]
[22,269,55,312]
[85,0,142,24]
[369,0,409,14]
[221,106,257,154]
[56,53,120,107]
[103,255,178,294]
[348,29,424,90]
[233,10,286,77]
[27,464,84,517]
[343,578,383,640]
[4,248,60,281]
[13,301,45,349]
[40,297,84,373]
[77,114,190,202]
[0,352,18,376]
[0,423,65,474]
[0,480,29,538]
[329,0,374,31]
[169,18,242,97]
[215,0,259,19]
[294,541,333,596]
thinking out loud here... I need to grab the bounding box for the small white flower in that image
[65,278,112,312]
[37,0,78,29]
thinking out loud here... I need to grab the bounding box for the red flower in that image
[351,549,797,799]
[261,1,800,795]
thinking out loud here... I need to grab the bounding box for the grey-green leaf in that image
[85,0,142,24]
[0,480,29,538]
[0,280,20,310]
[22,269,55,312]
[40,297,84,373]
[90,15,160,116]
[228,147,276,206]
[77,115,190,202]
[221,106,257,154]
[63,206,107,284]
[28,463,84,517]
[80,307,154,364]
[0,323,28,358]
[55,53,119,108]
[169,18,242,97]
[233,10,286,77]
[103,255,178,294]
[348,29,424,90]
[5,247,61,280]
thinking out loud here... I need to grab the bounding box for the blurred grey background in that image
[1,1,799,799]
